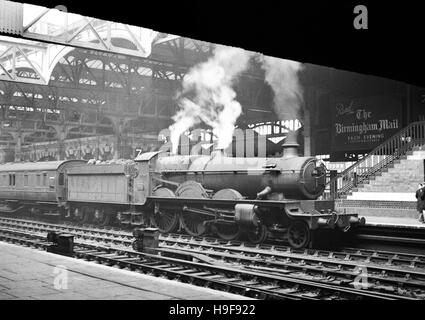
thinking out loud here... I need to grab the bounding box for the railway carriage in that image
[0,160,85,215]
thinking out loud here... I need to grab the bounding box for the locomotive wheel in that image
[287,221,311,249]
[213,189,243,241]
[150,188,179,233]
[175,181,209,198]
[215,224,241,241]
[247,224,268,244]
[177,181,211,237]
[180,211,208,237]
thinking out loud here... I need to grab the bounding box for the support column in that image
[115,127,123,160]
[52,125,68,160]
[406,84,411,125]
[14,134,23,162]
[6,125,22,162]
[12,131,30,162]
[303,109,311,156]
[302,87,313,157]
[0,146,14,163]
[111,117,125,160]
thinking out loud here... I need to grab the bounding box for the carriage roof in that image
[0,160,85,172]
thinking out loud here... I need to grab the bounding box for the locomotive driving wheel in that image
[247,224,268,244]
[177,181,212,237]
[215,224,241,241]
[213,189,243,241]
[180,211,209,237]
[287,221,310,249]
[150,188,179,233]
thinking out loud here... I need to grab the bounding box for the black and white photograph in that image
[0,0,424,313]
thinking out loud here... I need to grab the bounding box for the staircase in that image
[327,121,425,218]
[348,148,425,200]
[338,148,425,218]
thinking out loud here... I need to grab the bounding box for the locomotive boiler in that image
[155,135,326,200]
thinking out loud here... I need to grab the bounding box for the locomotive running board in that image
[148,196,358,218]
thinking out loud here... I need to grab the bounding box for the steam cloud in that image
[259,55,304,119]
[169,46,252,154]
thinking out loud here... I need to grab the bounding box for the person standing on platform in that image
[416,183,425,223]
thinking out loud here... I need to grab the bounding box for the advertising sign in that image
[332,95,402,152]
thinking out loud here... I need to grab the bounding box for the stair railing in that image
[325,121,425,199]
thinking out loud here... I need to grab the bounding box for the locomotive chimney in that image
[282,131,299,159]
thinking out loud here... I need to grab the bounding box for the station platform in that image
[336,199,418,219]
[364,215,425,229]
[336,198,425,230]
[0,242,248,300]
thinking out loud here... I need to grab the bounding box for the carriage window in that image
[36,174,41,186]
[24,175,28,187]
[58,173,64,186]
[9,174,15,186]
[43,173,47,186]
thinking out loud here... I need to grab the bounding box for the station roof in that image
[40,1,424,88]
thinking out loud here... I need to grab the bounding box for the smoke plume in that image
[169,45,252,154]
[259,55,303,119]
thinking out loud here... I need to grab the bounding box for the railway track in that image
[2,216,425,269]
[0,217,424,299]
[4,210,425,254]
[0,225,413,300]
[348,225,425,255]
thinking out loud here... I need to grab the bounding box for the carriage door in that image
[57,169,66,202]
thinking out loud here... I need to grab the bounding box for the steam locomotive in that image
[0,134,364,248]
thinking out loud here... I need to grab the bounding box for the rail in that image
[324,121,425,199]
